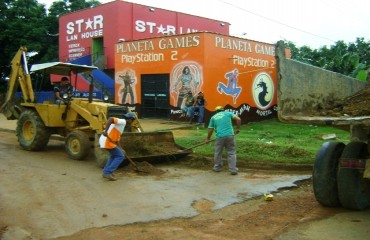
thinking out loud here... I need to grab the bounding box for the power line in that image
[217,0,336,44]
[322,0,370,26]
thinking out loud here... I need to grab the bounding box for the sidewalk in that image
[0,115,17,132]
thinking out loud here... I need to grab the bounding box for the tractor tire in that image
[94,133,109,168]
[16,110,51,151]
[313,142,345,207]
[65,130,91,160]
[337,141,370,210]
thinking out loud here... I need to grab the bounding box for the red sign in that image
[59,1,229,69]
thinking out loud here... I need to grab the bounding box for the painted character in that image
[172,66,199,107]
[257,80,269,107]
[120,71,135,104]
[217,69,242,104]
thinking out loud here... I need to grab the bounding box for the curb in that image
[186,154,314,172]
[242,161,313,171]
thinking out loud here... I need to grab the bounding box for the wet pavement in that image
[94,168,309,223]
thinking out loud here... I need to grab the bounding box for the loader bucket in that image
[94,131,191,167]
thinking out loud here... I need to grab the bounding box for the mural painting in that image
[171,62,202,108]
[116,69,137,105]
[217,69,242,104]
[115,32,278,123]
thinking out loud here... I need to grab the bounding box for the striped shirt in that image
[99,118,126,149]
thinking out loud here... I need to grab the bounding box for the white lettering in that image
[167,25,176,35]
[75,19,84,33]
[68,53,83,59]
[232,55,269,68]
[94,15,103,29]
[146,22,156,33]
[135,20,146,32]
[215,36,252,52]
[81,29,103,39]
[137,52,164,62]
[66,22,75,34]
[158,36,200,49]
[68,43,80,48]
[255,44,275,56]
[134,20,198,35]
[171,109,183,114]
[224,104,251,116]
[121,55,136,64]
[66,34,78,41]
[256,109,273,116]
[68,47,85,53]
[121,53,164,64]
[239,104,251,115]
[66,15,104,35]
[66,34,78,42]
[116,41,155,53]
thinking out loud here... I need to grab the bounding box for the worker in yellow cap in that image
[205,106,241,175]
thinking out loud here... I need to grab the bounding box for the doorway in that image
[91,37,105,67]
[141,74,170,118]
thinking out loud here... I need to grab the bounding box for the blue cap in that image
[123,112,136,119]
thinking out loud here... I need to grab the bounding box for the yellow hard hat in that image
[215,106,224,111]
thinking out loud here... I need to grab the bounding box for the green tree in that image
[68,0,101,12]
[0,0,50,81]
[351,38,370,79]
[353,37,370,66]
[49,0,101,14]
[0,0,101,83]
[285,38,370,80]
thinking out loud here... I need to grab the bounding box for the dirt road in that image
[0,118,369,240]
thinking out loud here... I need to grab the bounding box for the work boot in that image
[212,166,222,172]
[230,167,239,175]
[102,174,117,181]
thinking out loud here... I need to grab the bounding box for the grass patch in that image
[174,118,350,167]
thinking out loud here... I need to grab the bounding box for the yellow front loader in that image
[0,47,190,166]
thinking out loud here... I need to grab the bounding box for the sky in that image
[39,0,370,49]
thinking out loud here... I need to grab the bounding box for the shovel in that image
[106,135,147,173]
[119,146,148,173]
[178,138,216,152]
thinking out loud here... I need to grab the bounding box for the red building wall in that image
[58,1,230,69]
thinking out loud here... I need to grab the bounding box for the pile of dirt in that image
[125,142,180,157]
[317,84,370,116]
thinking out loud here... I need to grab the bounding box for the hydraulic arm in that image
[0,47,35,119]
